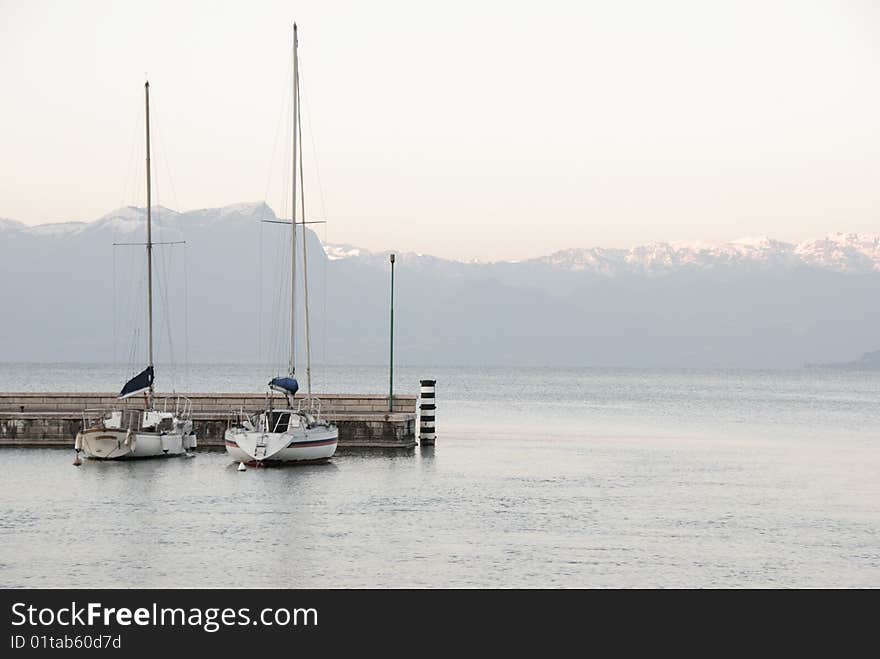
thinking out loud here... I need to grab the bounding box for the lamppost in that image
[389,253,395,413]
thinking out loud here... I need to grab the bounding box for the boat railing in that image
[157,395,193,420]
[297,395,324,419]
[227,408,256,431]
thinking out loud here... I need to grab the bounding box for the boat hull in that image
[77,427,195,460]
[225,426,337,464]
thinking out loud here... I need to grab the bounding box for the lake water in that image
[1,364,879,587]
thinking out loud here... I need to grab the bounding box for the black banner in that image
[0,588,872,654]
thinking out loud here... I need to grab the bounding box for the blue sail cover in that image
[269,376,299,396]
[118,366,154,399]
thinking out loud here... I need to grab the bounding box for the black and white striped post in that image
[419,379,436,445]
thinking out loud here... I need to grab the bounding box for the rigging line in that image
[271,233,289,371]
[157,229,176,372]
[128,327,139,373]
[112,246,117,368]
[146,96,159,380]
[123,248,140,369]
[132,143,146,375]
[183,242,190,385]
[117,250,128,375]
[297,63,329,223]
[122,251,139,369]
[155,222,179,391]
[269,226,288,375]
[289,27,298,379]
[120,97,142,210]
[258,211,263,366]
[299,60,329,369]
[279,44,293,226]
[154,91,189,383]
[266,102,292,374]
[277,237,290,373]
[122,244,147,374]
[258,46,294,371]
[161,265,177,390]
[150,120,177,393]
[154,102,181,213]
[267,230,276,372]
[162,259,174,381]
[268,207,284,368]
[160,203,182,385]
[297,75,313,398]
[263,37,298,377]
[151,127,164,367]
[262,47,295,209]
[267,234,278,369]
[150,84,188,361]
[275,39,296,376]
[271,226,289,371]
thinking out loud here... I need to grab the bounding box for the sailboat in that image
[74,81,197,461]
[225,24,338,465]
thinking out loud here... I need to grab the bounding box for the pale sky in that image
[1,0,878,260]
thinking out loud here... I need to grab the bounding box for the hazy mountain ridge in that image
[1,203,878,369]
[807,350,880,371]
[6,205,879,275]
[2,202,272,238]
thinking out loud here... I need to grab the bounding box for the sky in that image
[1,0,878,260]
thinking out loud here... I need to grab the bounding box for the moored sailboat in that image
[74,81,196,462]
[225,24,338,465]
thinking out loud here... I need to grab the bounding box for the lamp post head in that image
[390,253,395,264]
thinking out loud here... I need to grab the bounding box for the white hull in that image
[77,427,196,460]
[225,425,337,464]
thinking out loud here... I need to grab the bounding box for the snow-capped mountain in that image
[322,231,880,276]
[324,234,880,273]
[795,234,880,273]
[529,234,880,276]
[324,244,366,261]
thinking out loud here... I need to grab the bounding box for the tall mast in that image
[144,80,154,407]
[289,23,298,378]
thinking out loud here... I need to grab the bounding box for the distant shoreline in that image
[805,350,880,371]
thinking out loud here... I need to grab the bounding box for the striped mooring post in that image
[419,379,436,445]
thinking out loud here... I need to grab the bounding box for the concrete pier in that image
[0,392,417,449]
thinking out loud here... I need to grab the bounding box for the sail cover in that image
[118,366,154,399]
[269,376,299,396]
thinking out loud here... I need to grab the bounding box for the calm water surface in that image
[1,364,878,587]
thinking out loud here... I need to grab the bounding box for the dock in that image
[0,392,417,449]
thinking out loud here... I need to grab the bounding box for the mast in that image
[144,80,154,408]
[288,24,299,379]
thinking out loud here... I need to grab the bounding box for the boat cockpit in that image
[259,410,305,433]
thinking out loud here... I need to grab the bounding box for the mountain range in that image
[327,233,880,277]
[1,202,878,369]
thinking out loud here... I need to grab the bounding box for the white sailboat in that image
[225,24,338,466]
[74,81,196,462]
